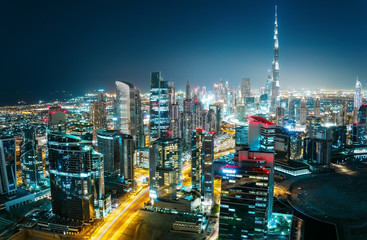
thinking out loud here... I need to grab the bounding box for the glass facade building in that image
[149,138,182,203]
[149,72,170,143]
[0,136,17,195]
[97,130,135,181]
[219,147,274,239]
[48,133,105,221]
[115,81,144,149]
[20,127,45,190]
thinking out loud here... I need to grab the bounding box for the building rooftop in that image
[249,116,275,125]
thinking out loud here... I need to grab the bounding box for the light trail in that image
[94,187,149,240]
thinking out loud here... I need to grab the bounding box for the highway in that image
[91,187,149,240]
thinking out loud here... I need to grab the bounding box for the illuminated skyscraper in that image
[201,132,215,213]
[186,80,191,100]
[314,97,321,117]
[149,72,170,143]
[90,92,107,141]
[0,136,17,195]
[191,129,204,191]
[48,109,107,221]
[20,127,45,190]
[149,138,182,203]
[241,78,251,103]
[97,130,135,181]
[270,5,280,113]
[300,97,308,125]
[275,106,285,126]
[248,116,276,152]
[354,76,363,110]
[219,147,274,239]
[115,81,144,149]
[48,133,105,221]
[48,106,66,134]
[169,103,181,139]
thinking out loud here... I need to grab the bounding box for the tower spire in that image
[270,4,280,113]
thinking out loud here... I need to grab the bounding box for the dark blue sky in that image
[1,0,366,105]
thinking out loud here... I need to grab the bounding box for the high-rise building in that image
[300,97,308,125]
[275,106,285,126]
[288,95,296,120]
[241,78,251,103]
[169,103,181,139]
[186,80,192,100]
[270,5,280,113]
[219,146,274,239]
[248,116,276,152]
[97,130,135,181]
[90,92,107,141]
[235,125,249,146]
[20,127,45,190]
[149,72,170,143]
[209,104,222,133]
[115,81,144,149]
[183,98,194,147]
[314,97,321,117]
[48,133,105,221]
[191,129,204,191]
[201,132,214,213]
[149,138,182,203]
[354,76,363,110]
[0,136,17,195]
[48,106,66,134]
[358,104,367,124]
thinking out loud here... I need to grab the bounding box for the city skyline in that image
[1,0,367,105]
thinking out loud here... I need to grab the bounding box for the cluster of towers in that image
[148,72,220,212]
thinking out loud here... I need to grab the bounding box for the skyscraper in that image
[241,78,251,103]
[219,146,274,239]
[90,92,107,141]
[149,72,170,143]
[186,80,191,100]
[20,126,45,190]
[275,106,285,127]
[314,97,321,117]
[0,136,17,195]
[48,110,106,221]
[97,130,135,181]
[201,132,214,213]
[48,106,66,134]
[149,138,182,203]
[300,97,308,125]
[169,103,181,139]
[191,129,204,191]
[270,5,280,113]
[248,116,276,152]
[115,81,144,149]
[354,76,363,110]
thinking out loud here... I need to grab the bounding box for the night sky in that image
[1,0,367,105]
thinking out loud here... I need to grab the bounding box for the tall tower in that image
[354,76,363,110]
[90,92,107,141]
[186,80,191,100]
[149,72,170,143]
[270,5,280,113]
[241,78,251,105]
[115,81,144,149]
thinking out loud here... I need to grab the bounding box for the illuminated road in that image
[91,187,149,240]
[89,147,234,240]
